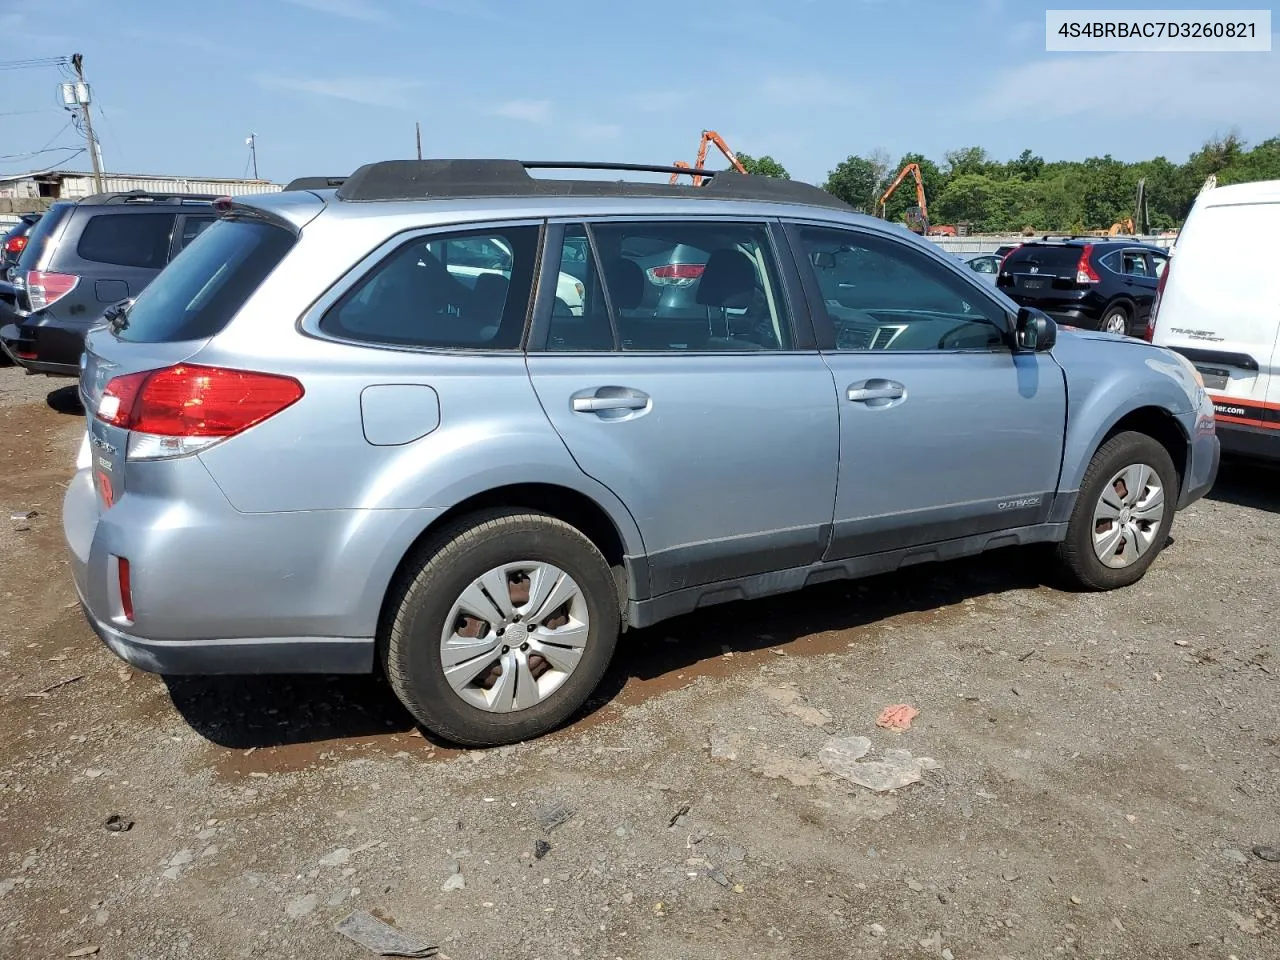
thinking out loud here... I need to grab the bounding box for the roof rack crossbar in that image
[334,159,848,211]
[80,190,221,206]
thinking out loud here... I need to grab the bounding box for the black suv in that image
[0,192,218,375]
[996,238,1168,336]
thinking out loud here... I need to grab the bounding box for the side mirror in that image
[1015,307,1057,352]
[812,251,836,269]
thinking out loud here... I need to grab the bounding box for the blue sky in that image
[1,0,1277,185]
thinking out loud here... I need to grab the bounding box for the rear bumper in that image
[1217,420,1280,462]
[0,318,83,376]
[78,596,374,675]
[63,447,443,675]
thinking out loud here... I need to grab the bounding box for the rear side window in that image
[320,226,540,350]
[116,217,295,343]
[77,213,176,269]
[1001,245,1082,278]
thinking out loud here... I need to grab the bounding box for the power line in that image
[0,56,70,72]
[0,118,77,162]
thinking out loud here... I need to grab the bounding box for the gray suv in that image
[65,160,1220,747]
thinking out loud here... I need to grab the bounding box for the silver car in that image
[65,159,1220,746]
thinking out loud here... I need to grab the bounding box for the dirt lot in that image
[2,364,1279,960]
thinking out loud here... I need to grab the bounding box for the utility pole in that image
[69,53,104,193]
[415,122,422,160]
[246,133,258,179]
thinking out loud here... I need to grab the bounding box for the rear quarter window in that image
[76,212,177,269]
[15,203,73,270]
[115,217,296,343]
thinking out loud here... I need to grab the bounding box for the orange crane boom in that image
[670,130,747,186]
[877,162,929,233]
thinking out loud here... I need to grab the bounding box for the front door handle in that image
[847,380,905,402]
[571,388,650,414]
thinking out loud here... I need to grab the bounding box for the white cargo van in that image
[1148,179,1280,461]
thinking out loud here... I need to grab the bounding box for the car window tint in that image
[320,225,539,350]
[76,213,176,269]
[179,216,217,251]
[546,221,792,353]
[1152,254,1168,277]
[1121,251,1150,277]
[117,217,296,343]
[794,226,1005,352]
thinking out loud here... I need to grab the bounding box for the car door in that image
[525,219,839,598]
[783,221,1068,560]
[1117,248,1160,323]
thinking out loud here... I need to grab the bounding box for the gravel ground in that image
[2,363,1279,960]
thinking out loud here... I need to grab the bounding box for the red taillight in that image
[646,263,705,286]
[118,558,134,621]
[26,270,79,310]
[1075,244,1100,285]
[97,364,304,439]
[5,235,27,254]
[1145,259,1170,342]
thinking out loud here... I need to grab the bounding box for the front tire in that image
[1055,431,1177,590]
[382,509,620,747]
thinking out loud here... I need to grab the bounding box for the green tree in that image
[943,146,993,179]
[1006,149,1045,181]
[734,153,790,179]
[823,154,885,212]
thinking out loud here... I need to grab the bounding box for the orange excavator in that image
[877,162,929,234]
[670,130,748,186]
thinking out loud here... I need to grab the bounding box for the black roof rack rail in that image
[79,189,220,206]
[283,176,347,191]
[335,159,850,211]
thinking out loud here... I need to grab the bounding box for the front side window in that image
[320,225,539,350]
[793,226,1006,352]
[545,220,792,352]
[77,213,176,269]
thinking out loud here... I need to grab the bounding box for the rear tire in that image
[1100,305,1130,336]
[1055,431,1177,590]
[382,509,620,747]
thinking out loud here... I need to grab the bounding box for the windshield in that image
[115,216,296,343]
[1001,245,1083,278]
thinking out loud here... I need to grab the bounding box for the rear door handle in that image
[847,380,905,402]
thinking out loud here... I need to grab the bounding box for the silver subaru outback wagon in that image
[65,160,1219,747]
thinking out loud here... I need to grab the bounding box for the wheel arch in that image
[375,482,644,642]
[1063,404,1190,502]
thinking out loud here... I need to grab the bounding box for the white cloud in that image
[980,46,1280,122]
[280,0,387,21]
[255,74,421,109]
[492,99,552,123]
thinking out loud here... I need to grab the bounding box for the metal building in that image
[0,169,281,214]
